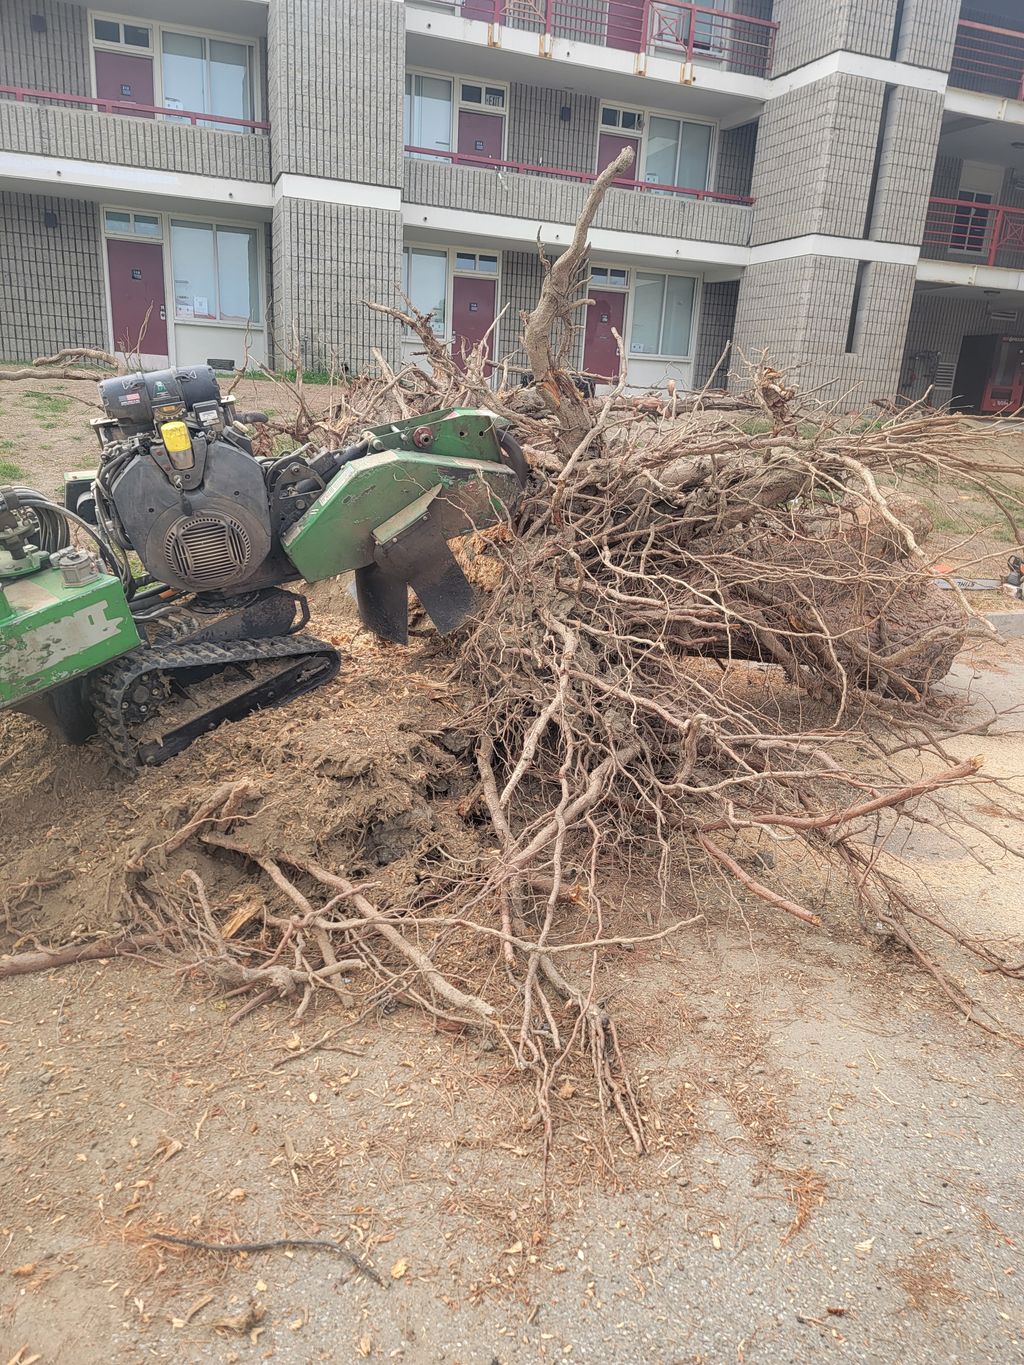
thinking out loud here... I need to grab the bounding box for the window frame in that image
[596,100,717,194]
[405,66,509,162]
[101,208,164,240]
[88,10,263,125]
[626,268,700,362]
[169,217,264,326]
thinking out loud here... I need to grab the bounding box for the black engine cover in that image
[110,437,273,593]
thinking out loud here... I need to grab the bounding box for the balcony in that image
[403,147,753,247]
[949,19,1024,101]
[0,85,271,183]
[419,1,777,79]
[922,197,1024,271]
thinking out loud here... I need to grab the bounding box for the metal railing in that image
[0,84,269,132]
[404,144,754,203]
[949,19,1024,100]
[923,196,1024,269]
[447,1,777,77]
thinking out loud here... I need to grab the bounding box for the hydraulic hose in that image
[5,485,132,592]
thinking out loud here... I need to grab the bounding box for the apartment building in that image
[2,0,1024,412]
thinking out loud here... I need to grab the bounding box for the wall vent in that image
[934,363,956,387]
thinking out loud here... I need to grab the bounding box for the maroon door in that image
[94,49,155,115]
[451,275,497,370]
[458,110,504,162]
[106,239,168,355]
[583,289,626,383]
[597,132,640,184]
[607,0,645,51]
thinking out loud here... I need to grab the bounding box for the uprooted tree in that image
[7,149,1024,1160]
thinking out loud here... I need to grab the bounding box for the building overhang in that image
[917,257,1024,292]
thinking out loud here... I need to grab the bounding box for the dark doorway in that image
[952,333,1024,412]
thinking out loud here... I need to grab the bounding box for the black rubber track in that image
[89,635,340,771]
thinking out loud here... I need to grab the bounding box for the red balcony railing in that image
[404,144,754,204]
[0,84,269,132]
[923,196,1024,269]
[949,19,1024,101]
[451,1,777,78]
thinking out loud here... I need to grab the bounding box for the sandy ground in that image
[2,381,1024,1363]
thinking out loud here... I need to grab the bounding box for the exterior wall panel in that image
[0,0,90,97]
[732,255,916,399]
[868,87,944,245]
[271,197,402,371]
[693,280,740,388]
[506,85,599,176]
[0,192,108,360]
[404,160,753,247]
[269,0,403,186]
[0,100,272,181]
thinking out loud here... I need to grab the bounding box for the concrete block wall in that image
[404,160,753,246]
[732,255,917,400]
[715,122,758,200]
[0,193,107,360]
[506,86,599,175]
[896,0,960,71]
[867,87,945,245]
[0,0,90,96]
[749,76,883,245]
[268,0,403,185]
[770,0,897,74]
[270,199,402,372]
[0,100,272,181]
[498,250,547,374]
[693,280,740,388]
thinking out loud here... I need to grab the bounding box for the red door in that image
[583,289,626,383]
[106,239,168,355]
[451,275,497,371]
[597,132,640,184]
[94,49,155,115]
[458,110,504,163]
[607,0,645,51]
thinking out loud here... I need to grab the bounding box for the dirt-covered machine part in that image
[1,366,528,768]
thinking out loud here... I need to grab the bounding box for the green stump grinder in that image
[0,366,527,769]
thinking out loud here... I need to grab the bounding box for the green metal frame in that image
[0,565,139,708]
[282,407,520,583]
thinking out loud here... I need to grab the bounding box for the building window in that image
[104,209,161,238]
[92,17,152,49]
[460,82,505,110]
[601,106,644,132]
[402,247,448,334]
[170,221,261,323]
[404,74,453,157]
[162,31,254,125]
[455,251,499,274]
[590,266,629,289]
[644,117,712,191]
[630,273,696,358]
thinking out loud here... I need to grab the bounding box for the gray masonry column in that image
[730,0,960,402]
[267,0,403,373]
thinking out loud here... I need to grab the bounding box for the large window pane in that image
[630,273,665,355]
[171,221,217,319]
[216,226,260,322]
[645,116,680,187]
[209,39,252,124]
[402,249,447,334]
[678,122,712,190]
[162,32,206,116]
[404,74,452,156]
[661,275,696,356]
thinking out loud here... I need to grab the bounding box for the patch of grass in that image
[23,390,72,416]
[734,417,772,435]
[0,459,26,481]
[280,367,339,386]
